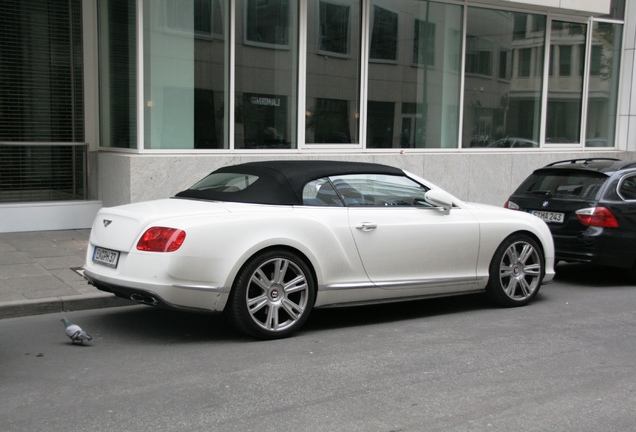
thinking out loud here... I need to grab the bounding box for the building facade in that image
[1,0,634,232]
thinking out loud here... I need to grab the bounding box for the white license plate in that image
[531,210,564,223]
[93,247,120,268]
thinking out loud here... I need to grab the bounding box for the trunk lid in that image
[90,198,231,252]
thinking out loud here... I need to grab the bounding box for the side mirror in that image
[424,189,453,214]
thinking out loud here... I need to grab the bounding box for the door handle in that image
[356,222,377,231]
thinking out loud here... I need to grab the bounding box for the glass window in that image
[189,172,259,191]
[545,21,586,145]
[413,19,435,66]
[303,178,343,206]
[319,1,352,55]
[143,0,227,149]
[558,45,572,76]
[244,0,290,47]
[513,14,527,40]
[235,0,297,149]
[463,8,546,148]
[520,171,607,200]
[99,0,136,148]
[518,48,532,77]
[590,45,603,76]
[370,5,398,62]
[597,0,625,19]
[618,175,636,201]
[465,36,492,76]
[586,22,622,148]
[306,0,361,144]
[499,50,512,80]
[0,0,87,203]
[367,1,462,149]
[165,0,223,38]
[329,174,431,207]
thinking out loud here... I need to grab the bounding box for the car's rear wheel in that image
[226,249,315,339]
[486,234,544,307]
[627,262,636,283]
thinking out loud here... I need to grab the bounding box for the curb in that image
[0,293,134,320]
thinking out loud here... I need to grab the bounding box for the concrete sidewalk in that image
[0,229,132,319]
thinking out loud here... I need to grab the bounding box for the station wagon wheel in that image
[226,249,315,339]
[486,234,544,307]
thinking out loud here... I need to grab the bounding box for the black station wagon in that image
[505,158,636,280]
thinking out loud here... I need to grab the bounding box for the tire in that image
[626,262,636,283]
[486,234,544,307]
[226,249,315,339]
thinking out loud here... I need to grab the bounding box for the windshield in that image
[519,170,607,200]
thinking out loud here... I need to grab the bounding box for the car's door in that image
[332,174,481,291]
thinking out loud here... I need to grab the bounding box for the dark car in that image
[488,137,538,148]
[505,158,636,279]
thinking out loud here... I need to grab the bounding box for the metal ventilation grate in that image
[0,142,87,203]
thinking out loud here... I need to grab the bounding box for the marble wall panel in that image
[97,151,634,208]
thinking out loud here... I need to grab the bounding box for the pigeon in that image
[61,317,93,344]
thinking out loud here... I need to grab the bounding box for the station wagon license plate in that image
[93,247,120,268]
[531,210,564,223]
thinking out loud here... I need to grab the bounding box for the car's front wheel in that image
[226,249,315,339]
[486,234,544,307]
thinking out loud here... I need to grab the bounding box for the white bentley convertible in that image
[84,160,555,339]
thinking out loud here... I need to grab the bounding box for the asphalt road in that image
[1,263,635,432]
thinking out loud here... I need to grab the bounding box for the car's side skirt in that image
[315,277,486,308]
[314,288,487,309]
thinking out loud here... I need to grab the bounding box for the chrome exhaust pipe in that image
[130,293,159,305]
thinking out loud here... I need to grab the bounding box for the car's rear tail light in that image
[504,200,520,210]
[137,227,186,252]
[575,207,619,228]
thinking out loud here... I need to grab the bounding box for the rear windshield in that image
[188,173,259,192]
[516,170,607,200]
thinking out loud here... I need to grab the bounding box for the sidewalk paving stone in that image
[0,229,133,319]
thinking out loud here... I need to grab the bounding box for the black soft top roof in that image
[175,160,405,205]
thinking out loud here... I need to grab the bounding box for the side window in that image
[303,178,343,206]
[330,174,431,207]
[618,175,636,200]
[189,173,259,192]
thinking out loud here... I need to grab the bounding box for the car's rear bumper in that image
[553,227,636,268]
[83,268,229,313]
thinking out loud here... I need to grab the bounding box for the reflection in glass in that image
[598,0,625,20]
[306,0,360,144]
[319,1,351,55]
[586,22,622,148]
[99,0,137,148]
[367,1,462,149]
[143,0,226,149]
[462,8,545,148]
[370,5,398,62]
[545,21,586,144]
[413,19,435,67]
[245,0,290,47]
[235,0,297,149]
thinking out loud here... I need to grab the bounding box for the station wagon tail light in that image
[137,227,186,252]
[504,200,520,210]
[575,207,619,228]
